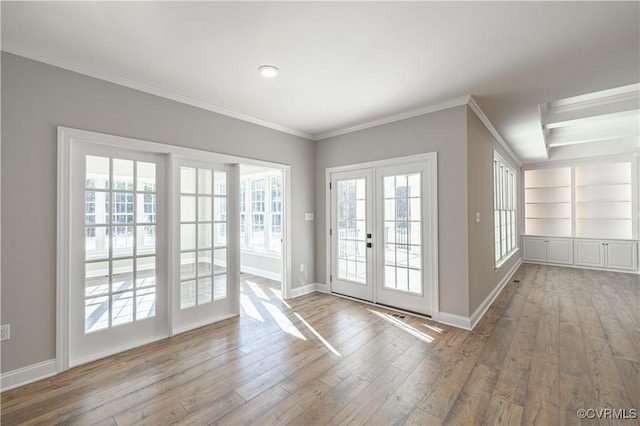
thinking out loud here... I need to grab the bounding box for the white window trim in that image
[493,151,518,268]
[57,126,291,372]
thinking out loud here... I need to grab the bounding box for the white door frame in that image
[57,127,292,372]
[325,152,439,319]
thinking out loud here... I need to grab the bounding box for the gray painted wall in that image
[466,107,521,314]
[1,53,315,373]
[314,106,470,317]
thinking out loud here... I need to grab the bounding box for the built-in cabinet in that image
[523,236,638,271]
[522,157,638,273]
[523,236,573,264]
[574,239,638,271]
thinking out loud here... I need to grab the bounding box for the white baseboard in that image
[1,359,57,392]
[470,259,522,330]
[437,312,472,330]
[314,283,329,293]
[289,283,317,298]
[240,266,281,282]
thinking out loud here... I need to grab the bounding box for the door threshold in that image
[330,291,432,320]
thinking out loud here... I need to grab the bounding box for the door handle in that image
[367,242,372,248]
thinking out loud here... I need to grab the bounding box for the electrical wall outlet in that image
[0,324,10,341]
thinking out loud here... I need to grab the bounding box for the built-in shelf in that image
[524,167,572,236]
[524,160,636,241]
[574,162,632,239]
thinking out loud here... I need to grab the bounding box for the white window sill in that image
[241,249,282,259]
[495,247,520,271]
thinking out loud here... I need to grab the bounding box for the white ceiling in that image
[2,1,639,163]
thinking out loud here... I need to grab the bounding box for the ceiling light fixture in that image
[258,65,279,78]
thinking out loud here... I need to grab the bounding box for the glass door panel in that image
[71,145,167,368]
[330,169,373,301]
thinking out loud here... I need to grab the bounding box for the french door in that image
[329,156,437,316]
[330,169,374,301]
[70,143,168,367]
[172,160,235,333]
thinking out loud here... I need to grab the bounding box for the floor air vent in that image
[388,313,406,319]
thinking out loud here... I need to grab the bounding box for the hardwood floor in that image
[1,265,638,425]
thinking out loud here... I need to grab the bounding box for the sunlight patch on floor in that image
[263,301,306,340]
[268,287,291,309]
[246,280,270,301]
[369,309,434,343]
[240,293,264,322]
[294,312,341,357]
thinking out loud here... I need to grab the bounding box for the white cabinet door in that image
[605,241,637,271]
[575,240,605,268]
[547,239,573,264]
[523,237,547,262]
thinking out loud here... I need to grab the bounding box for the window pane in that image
[215,223,227,247]
[181,280,196,309]
[86,191,109,224]
[112,226,134,257]
[86,226,109,260]
[214,171,226,195]
[198,169,212,195]
[86,156,110,190]
[181,252,196,280]
[214,197,227,221]
[113,192,134,224]
[214,249,227,275]
[198,277,212,304]
[137,225,155,255]
[136,256,155,288]
[136,288,155,319]
[85,296,109,332]
[112,259,134,292]
[198,250,212,276]
[181,196,196,222]
[85,261,109,297]
[198,196,212,222]
[181,224,196,250]
[112,291,134,325]
[137,162,156,192]
[198,223,212,249]
[113,159,134,191]
[137,194,156,224]
[214,274,227,300]
[181,167,196,194]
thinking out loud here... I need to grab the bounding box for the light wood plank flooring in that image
[1,265,638,425]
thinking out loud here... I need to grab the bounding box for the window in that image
[240,171,283,255]
[494,153,517,265]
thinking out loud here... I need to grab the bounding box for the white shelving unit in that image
[524,167,571,237]
[575,162,632,240]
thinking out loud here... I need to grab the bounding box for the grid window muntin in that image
[240,171,283,254]
[179,166,227,310]
[382,173,422,295]
[84,156,157,333]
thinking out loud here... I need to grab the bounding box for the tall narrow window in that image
[269,175,282,253]
[240,171,282,255]
[494,153,517,265]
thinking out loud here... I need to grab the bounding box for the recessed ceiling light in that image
[258,65,279,78]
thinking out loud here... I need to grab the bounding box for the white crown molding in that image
[1,40,314,140]
[468,96,522,166]
[546,83,640,113]
[314,95,472,141]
